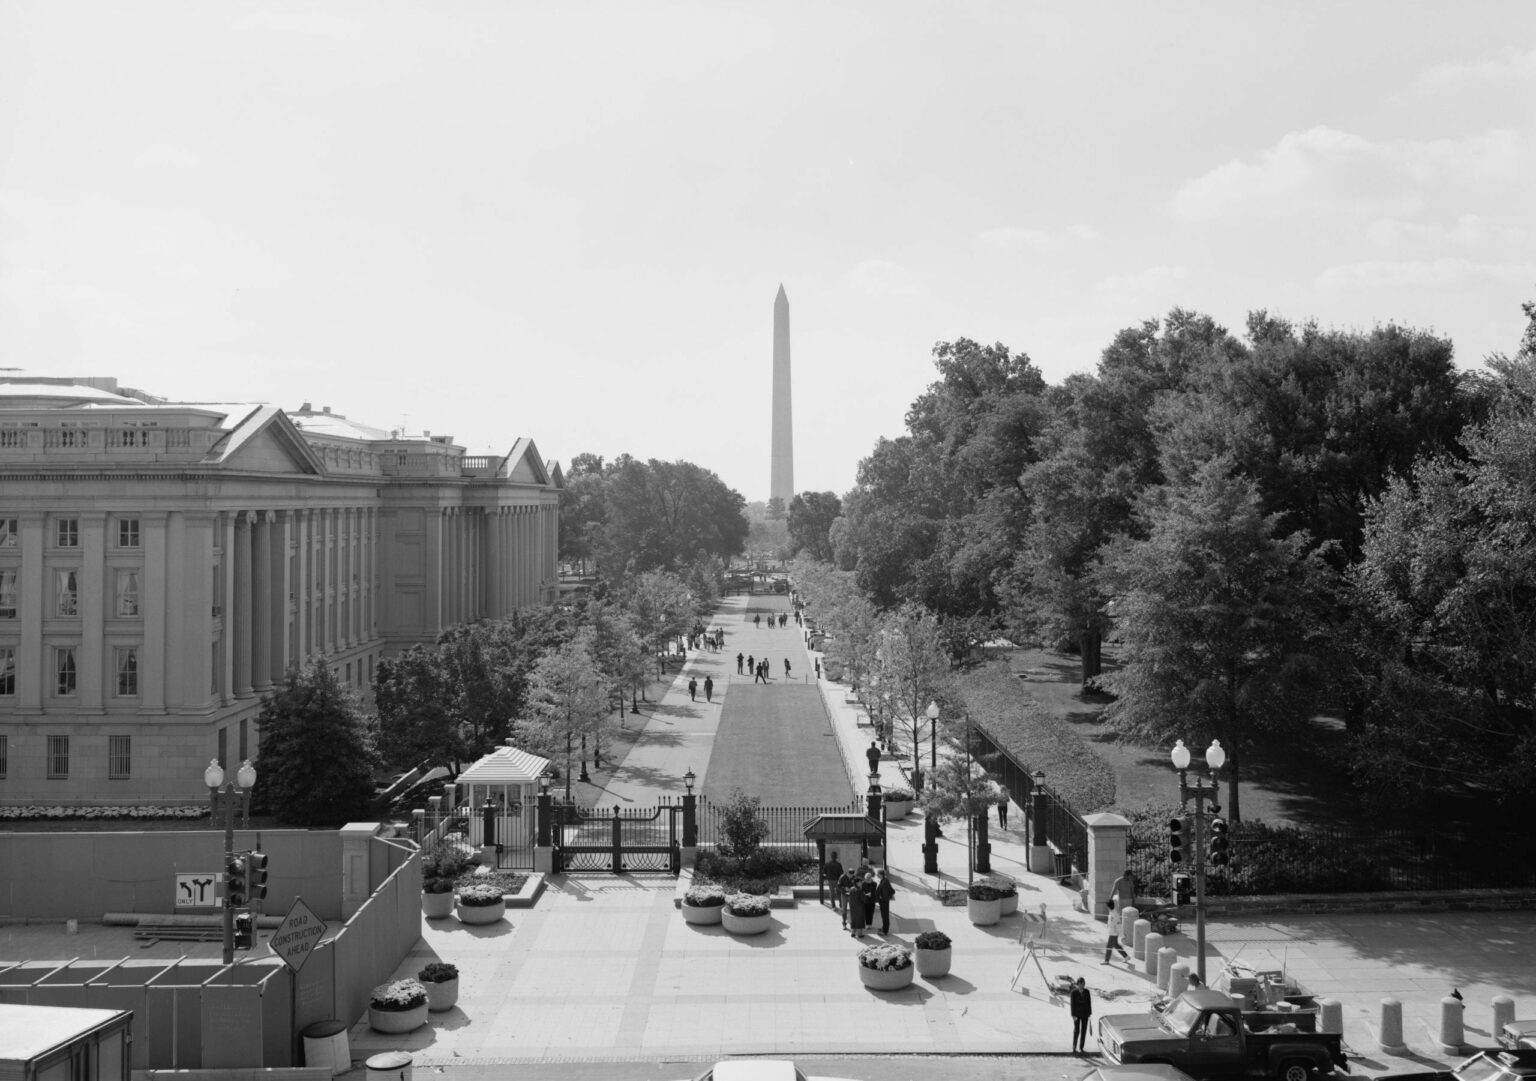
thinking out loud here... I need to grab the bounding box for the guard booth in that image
[804,813,886,902]
[0,1004,133,1081]
[454,742,551,869]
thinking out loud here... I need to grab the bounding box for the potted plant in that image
[681,884,727,926]
[882,786,917,820]
[967,881,1005,926]
[721,892,772,936]
[420,839,471,919]
[416,962,459,1012]
[857,942,914,991]
[367,978,429,1034]
[913,930,952,978]
[455,883,506,925]
[985,875,1019,916]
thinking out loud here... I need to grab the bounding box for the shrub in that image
[858,944,913,971]
[370,979,427,1011]
[982,876,1017,898]
[456,884,504,907]
[417,962,458,983]
[968,882,1005,901]
[724,892,771,918]
[883,786,916,802]
[914,930,951,950]
[683,884,726,908]
[717,789,770,859]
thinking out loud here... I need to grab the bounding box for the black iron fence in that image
[696,797,864,855]
[969,721,1088,873]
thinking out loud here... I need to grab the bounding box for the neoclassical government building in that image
[0,373,561,804]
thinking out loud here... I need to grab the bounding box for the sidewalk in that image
[342,594,1536,1071]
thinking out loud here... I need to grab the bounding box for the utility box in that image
[0,1003,133,1081]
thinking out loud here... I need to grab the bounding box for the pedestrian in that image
[874,868,895,933]
[859,869,878,929]
[838,868,858,930]
[996,785,1010,828]
[847,872,868,936]
[737,652,744,675]
[1109,870,1136,913]
[1070,977,1093,1052]
[688,677,697,701]
[781,614,788,628]
[784,658,792,679]
[703,676,714,703]
[824,853,845,913]
[814,659,821,679]
[866,741,881,774]
[1103,899,1132,965]
[754,614,761,628]
[747,654,754,675]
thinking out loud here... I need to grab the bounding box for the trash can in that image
[1052,851,1072,883]
[365,1051,413,1081]
[301,1020,350,1077]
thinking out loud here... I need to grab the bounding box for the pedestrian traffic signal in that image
[1168,817,1186,863]
[233,910,254,950]
[1208,817,1230,866]
[246,850,269,903]
[225,854,248,907]
[1173,871,1194,906]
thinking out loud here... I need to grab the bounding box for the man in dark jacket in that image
[1070,977,1093,1052]
[866,741,881,774]
[874,868,896,933]
[824,854,844,915]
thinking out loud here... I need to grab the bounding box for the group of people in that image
[752,612,792,629]
[822,855,895,936]
[686,675,715,703]
[686,627,725,652]
[735,652,792,682]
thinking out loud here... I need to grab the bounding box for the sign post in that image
[270,897,327,1067]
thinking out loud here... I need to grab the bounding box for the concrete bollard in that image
[1319,999,1343,1035]
[1134,919,1152,960]
[1379,997,1406,1054]
[1493,995,1515,1039]
[1143,930,1162,974]
[1169,962,1190,1000]
[1121,905,1139,944]
[1157,947,1177,991]
[1440,995,1465,1053]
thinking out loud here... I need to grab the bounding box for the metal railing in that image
[696,796,864,854]
[969,720,1088,870]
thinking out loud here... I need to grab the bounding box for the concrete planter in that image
[367,1003,427,1034]
[421,890,455,919]
[858,964,915,991]
[967,897,1002,926]
[914,946,952,978]
[883,799,914,820]
[721,910,772,936]
[999,892,1018,917]
[456,898,506,924]
[423,977,459,1012]
[681,902,724,925]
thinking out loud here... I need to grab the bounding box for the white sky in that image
[3,3,1533,501]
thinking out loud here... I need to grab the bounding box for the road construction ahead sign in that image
[269,897,327,973]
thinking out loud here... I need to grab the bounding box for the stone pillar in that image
[1169,962,1190,999]
[15,514,45,710]
[295,510,310,661]
[340,822,385,919]
[252,511,272,693]
[1320,999,1343,1035]
[77,514,107,712]
[233,512,253,698]
[1379,998,1406,1053]
[1493,996,1515,1041]
[1084,812,1131,919]
[1157,946,1176,991]
[1142,929,1161,972]
[141,513,168,710]
[221,512,236,701]
[1439,996,1465,1053]
[1029,784,1053,874]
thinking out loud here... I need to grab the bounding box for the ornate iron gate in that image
[554,804,682,874]
[489,802,538,869]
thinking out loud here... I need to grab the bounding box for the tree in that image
[374,645,463,772]
[595,457,748,578]
[919,738,1000,886]
[1101,459,1338,822]
[874,603,953,790]
[514,628,611,799]
[787,491,842,562]
[254,661,378,827]
[581,597,649,722]
[766,496,787,520]
[621,569,695,678]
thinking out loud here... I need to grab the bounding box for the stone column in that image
[295,510,310,661]
[15,514,45,709]
[340,822,384,919]
[233,511,253,698]
[274,510,293,678]
[78,514,107,712]
[221,512,236,702]
[424,508,443,632]
[252,511,272,693]
[1084,812,1131,920]
[141,512,168,710]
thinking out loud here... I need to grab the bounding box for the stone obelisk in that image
[770,284,794,506]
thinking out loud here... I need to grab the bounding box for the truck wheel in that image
[1279,1060,1313,1081]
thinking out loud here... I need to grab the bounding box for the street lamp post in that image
[204,758,256,966]
[1170,738,1226,983]
[926,699,939,775]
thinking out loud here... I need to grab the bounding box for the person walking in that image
[1070,977,1093,1052]
[783,658,792,679]
[814,658,821,679]
[874,868,895,933]
[736,652,744,674]
[747,654,754,676]
[866,741,881,775]
[846,871,866,936]
[858,869,878,930]
[688,677,697,701]
[824,854,845,915]
[754,614,761,628]
[996,785,1010,828]
[703,676,714,703]
[1103,899,1132,964]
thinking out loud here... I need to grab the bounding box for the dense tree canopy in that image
[256,662,379,826]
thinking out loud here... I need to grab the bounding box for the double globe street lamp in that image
[204,758,257,965]
[1169,738,1226,983]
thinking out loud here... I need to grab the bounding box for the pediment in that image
[205,406,325,474]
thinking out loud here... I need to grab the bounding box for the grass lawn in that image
[701,683,854,805]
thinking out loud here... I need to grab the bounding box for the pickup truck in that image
[1097,989,1349,1081]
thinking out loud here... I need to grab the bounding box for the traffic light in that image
[225,854,248,907]
[1173,871,1194,906]
[1208,817,1230,866]
[246,850,269,904]
[1168,817,1186,863]
[233,910,254,950]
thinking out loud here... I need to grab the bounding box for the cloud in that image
[1169,126,1529,222]
[973,224,1101,252]
[1316,258,1536,291]
[1093,265,1188,297]
[133,145,203,171]
[844,259,928,300]
[1414,47,1536,92]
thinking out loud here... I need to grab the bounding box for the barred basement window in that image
[109,735,131,780]
[47,734,69,779]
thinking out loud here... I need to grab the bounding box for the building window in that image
[0,733,7,777]
[0,569,16,619]
[115,569,140,617]
[117,517,140,547]
[55,648,77,695]
[115,647,139,697]
[56,569,79,616]
[57,518,79,547]
[47,734,69,778]
[0,646,13,695]
[109,735,131,780]
[0,518,16,547]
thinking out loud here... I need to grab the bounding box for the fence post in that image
[1084,813,1130,919]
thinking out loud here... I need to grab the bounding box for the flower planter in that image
[858,964,915,991]
[882,799,914,821]
[423,977,459,1012]
[914,946,952,978]
[681,903,724,925]
[367,1003,428,1034]
[721,911,772,936]
[421,891,455,919]
[456,897,505,924]
[999,893,1018,917]
[967,897,1002,926]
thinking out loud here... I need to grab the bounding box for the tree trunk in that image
[1079,626,1103,682]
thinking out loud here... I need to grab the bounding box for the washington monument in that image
[771,284,794,506]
